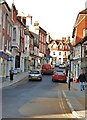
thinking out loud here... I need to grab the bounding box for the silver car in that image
[29,70,42,81]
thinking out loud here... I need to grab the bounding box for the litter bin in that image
[10,69,14,80]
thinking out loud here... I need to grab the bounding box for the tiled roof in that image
[49,39,71,51]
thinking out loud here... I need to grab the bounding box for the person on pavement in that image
[68,71,73,90]
[65,64,68,77]
[78,69,86,91]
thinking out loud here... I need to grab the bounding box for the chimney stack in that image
[34,21,39,26]
[67,36,70,42]
[26,14,32,26]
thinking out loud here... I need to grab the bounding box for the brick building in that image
[71,8,87,79]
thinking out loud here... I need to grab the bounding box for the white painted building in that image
[48,39,71,66]
[24,32,30,71]
[0,1,13,78]
[11,24,21,73]
[72,44,81,79]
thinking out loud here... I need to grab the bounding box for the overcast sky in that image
[6,0,87,40]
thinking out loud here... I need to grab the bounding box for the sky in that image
[6,0,87,40]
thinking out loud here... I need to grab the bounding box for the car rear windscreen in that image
[56,72,63,75]
[30,71,40,74]
[42,64,51,69]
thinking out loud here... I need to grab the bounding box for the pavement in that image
[0,71,29,89]
[63,82,87,119]
[0,71,87,119]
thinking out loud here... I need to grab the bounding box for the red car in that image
[41,64,53,75]
[52,71,66,82]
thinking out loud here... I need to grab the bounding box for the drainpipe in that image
[81,42,82,68]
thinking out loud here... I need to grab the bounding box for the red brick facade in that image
[73,9,87,44]
[39,27,47,54]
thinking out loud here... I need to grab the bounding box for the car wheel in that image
[28,79,30,81]
[41,72,43,75]
[65,80,67,83]
[52,78,54,82]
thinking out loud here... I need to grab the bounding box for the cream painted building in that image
[48,37,71,66]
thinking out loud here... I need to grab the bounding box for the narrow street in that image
[0,0,87,120]
[2,74,76,118]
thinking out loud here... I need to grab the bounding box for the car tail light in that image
[49,68,52,70]
[52,73,57,77]
[52,75,54,77]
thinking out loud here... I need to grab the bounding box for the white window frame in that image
[83,28,87,37]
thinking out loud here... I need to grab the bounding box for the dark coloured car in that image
[29,70,42,81]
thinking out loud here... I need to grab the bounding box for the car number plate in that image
[59,78,63,80]
[32,76,37,78]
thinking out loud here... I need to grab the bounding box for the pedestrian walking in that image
[78,69,86,91]
[65,64,68,77]
[68,71,73,90]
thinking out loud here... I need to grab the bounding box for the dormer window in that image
[53,42,57,48]
[65,45,67,49]
[59,42,63,49]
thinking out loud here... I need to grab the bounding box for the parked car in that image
[55,63,59,67]
[59,64,65,69]
[29,69,42,81]
[52,71,66,82]
[41,64,53,75]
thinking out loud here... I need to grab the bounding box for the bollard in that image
[10,69,14,80]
